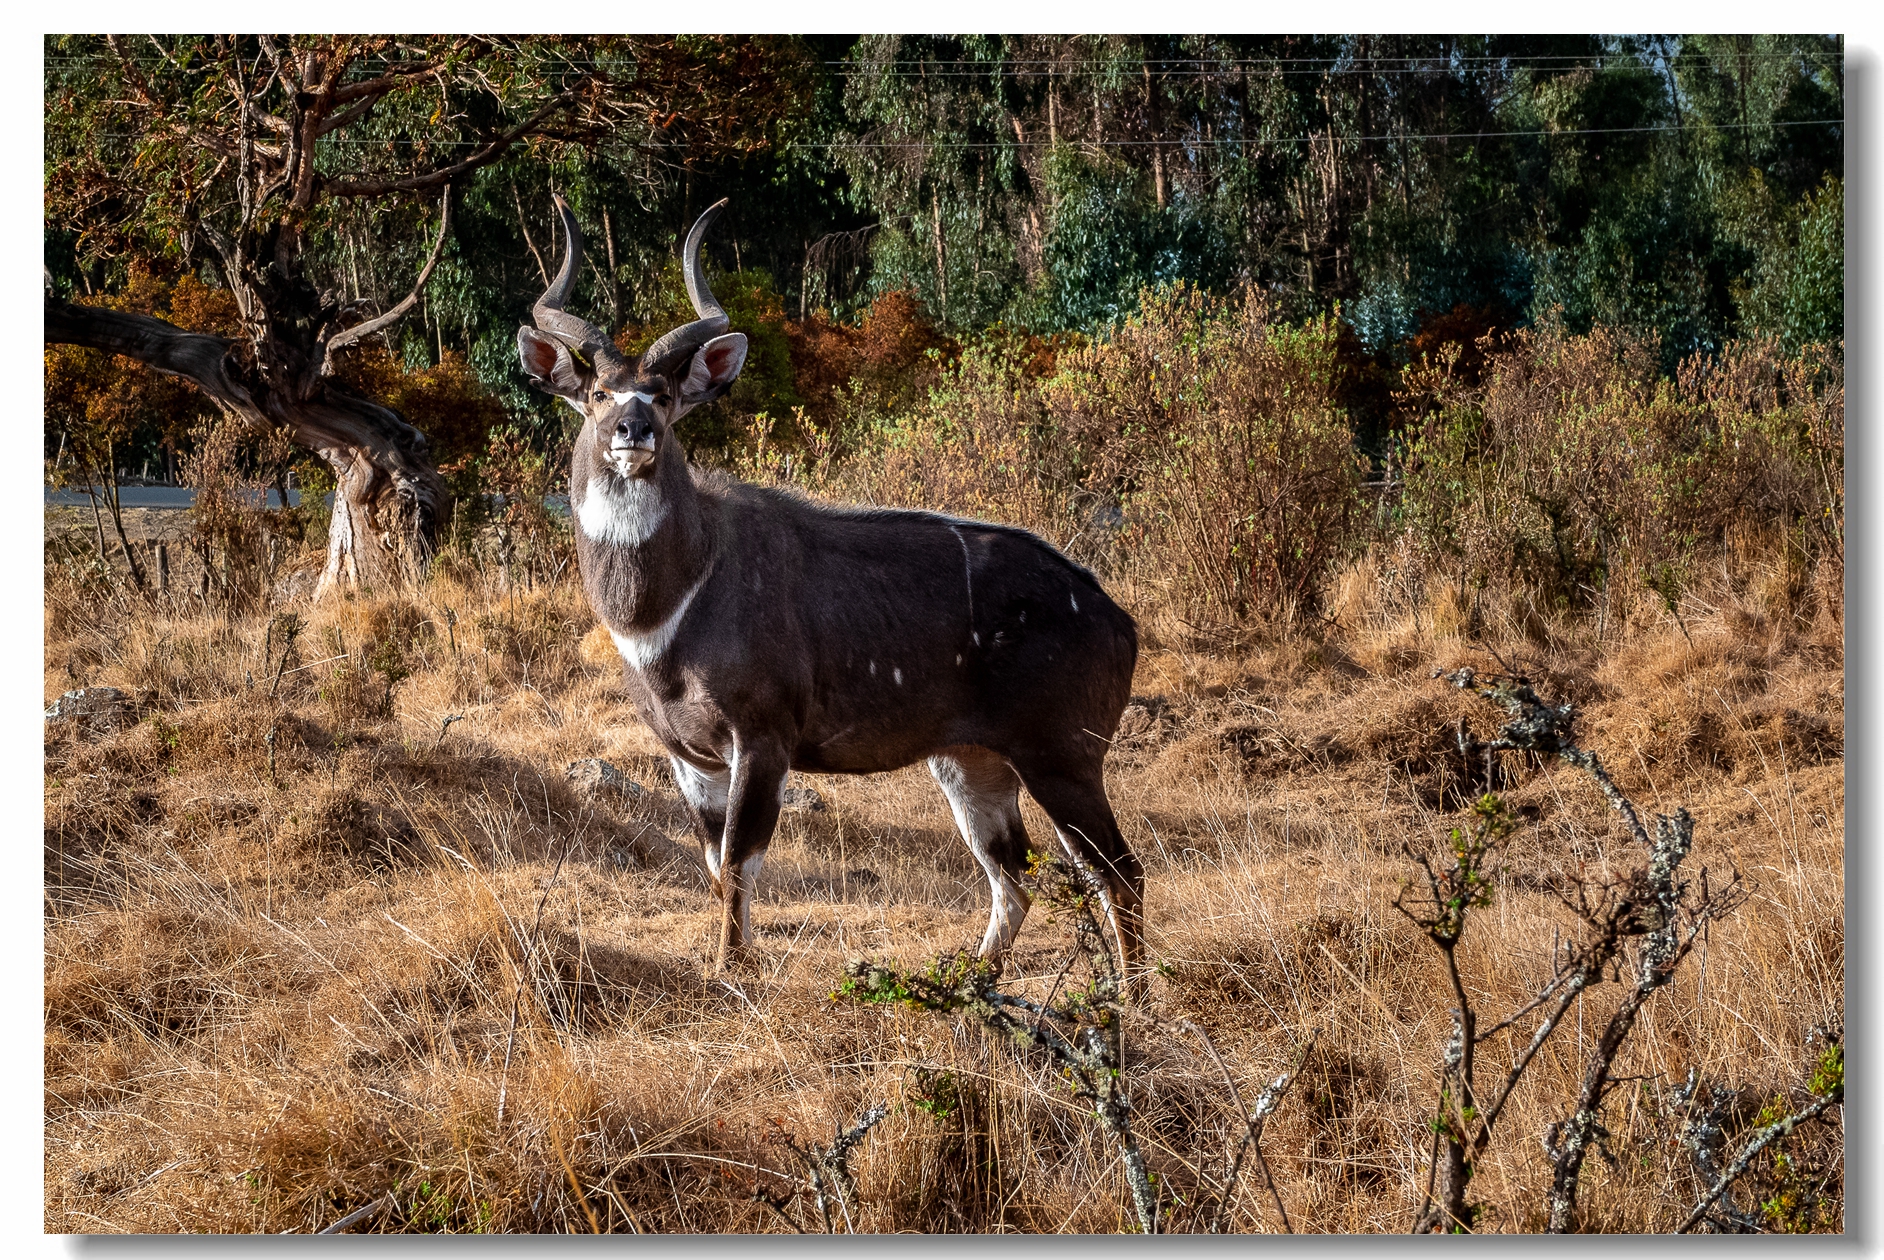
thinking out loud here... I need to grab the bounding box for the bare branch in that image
[314,91,388,139]
[45,298,258,422]
[316,1191,396,1234]
[325,88,583,199]
[327,40,471,105]
[512,182,550,287]
[1172,1021,1310,1235]
[257,35,299,96]
[322,187,453,363]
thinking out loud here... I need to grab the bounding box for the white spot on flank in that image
[956,654,963,666]
[869,660,877,676]
[972,633,981,646]
[893,668,904,686]
[1071,592,1080,613]
[610,570,710,669]
[578,474,667,547]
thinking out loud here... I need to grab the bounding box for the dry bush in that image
[817,332,1090,551]
[784,289,950,426]
[1045,284,1365,623]
[1394,326,1843,639]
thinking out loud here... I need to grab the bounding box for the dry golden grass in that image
[43,527,1842,1234]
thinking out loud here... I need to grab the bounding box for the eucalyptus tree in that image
[833,35,1842,356]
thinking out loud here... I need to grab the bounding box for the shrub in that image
[1045,284,1366,623]
[1394,325,1843,632]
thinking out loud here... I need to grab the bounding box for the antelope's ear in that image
[674,333,748,416]
[517,326,588,399]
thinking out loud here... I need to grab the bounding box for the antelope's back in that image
[743,488,1137,764]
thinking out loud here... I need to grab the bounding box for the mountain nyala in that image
[517,196,1143,973]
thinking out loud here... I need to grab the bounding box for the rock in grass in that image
[565,758,646,803]
[45,687,126,734]
[782,782,826,812]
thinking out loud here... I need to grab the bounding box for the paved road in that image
[46,486,301,509]
[45,487,572,515]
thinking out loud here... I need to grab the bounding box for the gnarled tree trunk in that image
[45,296,449,597]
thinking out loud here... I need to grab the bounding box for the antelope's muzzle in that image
[612,417,657,475]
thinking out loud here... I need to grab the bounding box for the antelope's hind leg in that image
[1008,756,1145,976]
[670,757,732,897]
[928,746,1033,966]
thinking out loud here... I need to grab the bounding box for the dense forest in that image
[43,35,1843,584]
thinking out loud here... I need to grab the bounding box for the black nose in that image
[617,419,655,443]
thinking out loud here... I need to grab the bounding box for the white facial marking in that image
[1070,593,1080,613]
[578,474,667,547]
[610,390,660,406]
[893,667,904,686]
[610,570,709,669]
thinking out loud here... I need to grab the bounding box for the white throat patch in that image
[576,473,667,547]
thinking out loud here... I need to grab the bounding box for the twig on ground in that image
[433,713,465,749]
[315,1191,395,1234]
[494,834,573,1130]
[768,1102,891,1233]
[1173,1019,1309,1233]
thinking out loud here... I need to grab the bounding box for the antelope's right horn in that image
[531,194,631,380]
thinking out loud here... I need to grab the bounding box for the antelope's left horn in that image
[641,199,732,378]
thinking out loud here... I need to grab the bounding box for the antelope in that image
[517,196,1143,973]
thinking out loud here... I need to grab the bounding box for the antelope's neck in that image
[573,447,713,636]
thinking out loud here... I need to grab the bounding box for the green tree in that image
[44,35,821,592]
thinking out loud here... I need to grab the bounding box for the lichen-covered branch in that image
[1408,669,1744,1234]
[1675,1045,1843,1234]
[840,857,1158,1233]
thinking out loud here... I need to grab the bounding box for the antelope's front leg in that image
[715,739,790,972]
[670,757,731,897]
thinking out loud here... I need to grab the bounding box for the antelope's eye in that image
[656,393,672,407]
[592,390,608,402]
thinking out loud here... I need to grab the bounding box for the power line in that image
[42,51,1836,79]
[53,117,1843,151]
